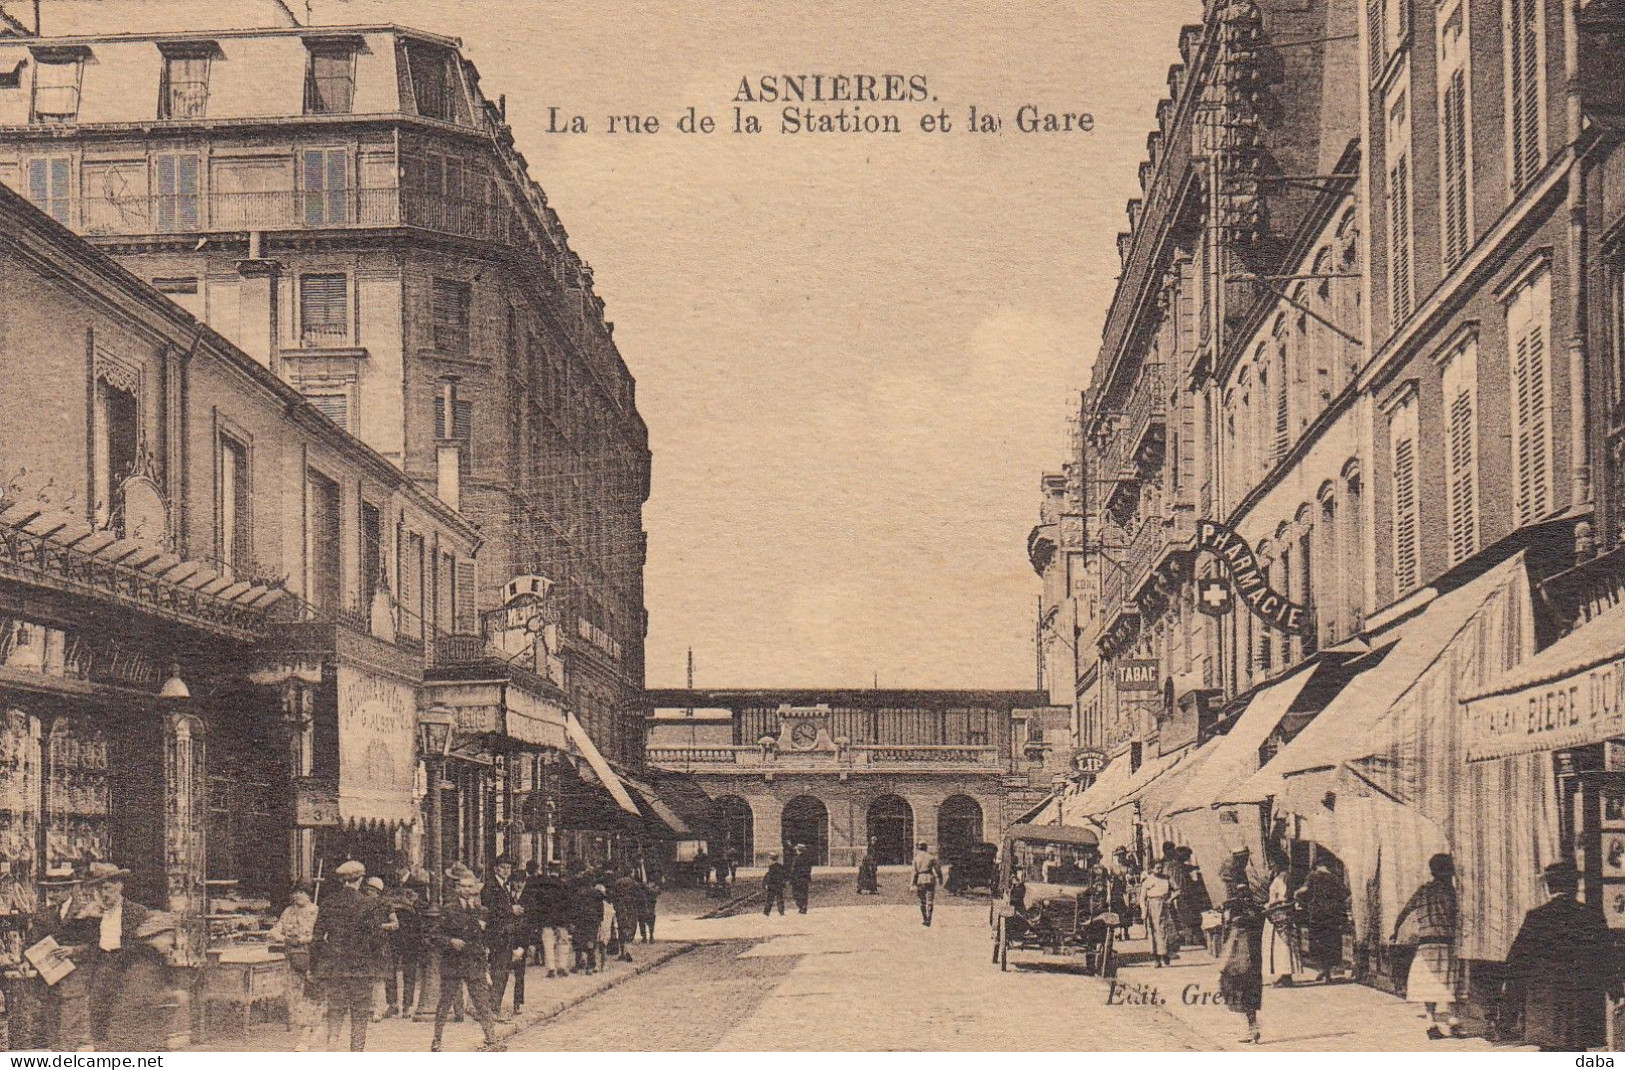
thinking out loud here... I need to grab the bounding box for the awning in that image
[1463,598,1625,761]
[1107,745,1195,813]
[1170,663,1318,813]
[335,665,419,826]
[564,714,639,816]
[1229,555,1527,807]
[1060,750,1136,824]
[1013,793,1062,826]
[617,766,693,837]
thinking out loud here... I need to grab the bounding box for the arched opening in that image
[780,795,829,866]
[711,795,754,864]
[937,795,984,865]
[866,794,914,865]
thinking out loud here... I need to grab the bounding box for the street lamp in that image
[414,704,457,1022]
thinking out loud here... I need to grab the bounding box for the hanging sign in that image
[1193,520,1312,635]
[1116,659,1161,692]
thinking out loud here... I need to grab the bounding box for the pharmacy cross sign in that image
[1192,519,1313,636]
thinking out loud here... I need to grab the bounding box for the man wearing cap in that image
[313,860,392,1051]
[1506,860,1615,1051]
[912,841,944,927]
[431,873,502,1052]
[482,856,525,1019]
[789,844,814,915]
[761,853,788,916]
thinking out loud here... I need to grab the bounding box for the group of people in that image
[1125,843,1216,968]
[760,843,817,915]
[273,854,663,1052]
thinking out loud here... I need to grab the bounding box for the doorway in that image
[780,795,829,865]
[867,794,914,865]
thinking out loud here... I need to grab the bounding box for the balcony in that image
[53,188,513,245]
[644,743,1002,774]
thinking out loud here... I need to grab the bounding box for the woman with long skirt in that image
[1140,862,1177,966]
[1217,850,1265,1044]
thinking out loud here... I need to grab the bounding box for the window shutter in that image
[1442,70,1468,266]
[1367,0,1386,79]
[1393,434,1419,593]
[432,279,471,353]
[1510,0,1542,189]
[1389,154,1411,322]
[305,391,349,431]
[299,273,347,343]
[1446,385,1477,565]
[454,559,478,635]
[1274,360,1290,462]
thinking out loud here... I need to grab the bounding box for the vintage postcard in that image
[0,0,1622,1056]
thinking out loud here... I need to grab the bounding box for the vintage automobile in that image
[945,842,998,895]
[990,822,1118,975]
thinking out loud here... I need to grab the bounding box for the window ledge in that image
[282,346,369,361]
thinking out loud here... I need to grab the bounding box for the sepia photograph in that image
[0,0,1624,1056]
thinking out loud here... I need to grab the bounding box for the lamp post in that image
[413,705,456,1022]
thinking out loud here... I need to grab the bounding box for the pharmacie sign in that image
[1465,653,1625,762]
[1193,520,1312,635]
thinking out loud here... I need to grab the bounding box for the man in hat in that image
[431,873,501,1052]
[912,841,944,927]
[67,861,153,1051]
[789,844,814,915]
[762,853,788,917]
[102,911,183,1051]
[1506,860,1615,1051]
[482,855,525,1019]
[313,860,392,1051]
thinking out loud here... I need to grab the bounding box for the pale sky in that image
[55,0,1203,689]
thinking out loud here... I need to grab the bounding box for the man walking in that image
[482,856,525,1019]
[529,863,571,977]
[1505,860,1614,1050]
[430,874,501,1052]
[762,853,788,916]
[789,844,814,914]
[912,841,944,926]
[312,860,392,1051]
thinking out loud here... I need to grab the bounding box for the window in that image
[93,378,139,533]
[1274,345,1290,463]
[1438,7,1471,267]
[1390,391,1421,594]
[1344,467,1365,630]
[453,559,477,634]
[304,43,355,115]
[401,531,425,639]
[406,42,454,121]
[1508,267,1553,525]
[436,550,453,635]
[1387,87,1414,323]
[218,435,250,577]
[155,153,199,232]
[306,470,342,612]
[1367,0,1410,81]
[153,276,203,318]
[31,54,82,122]
[1442,336,1479,565]
[432,278,471,354]
[434,379,473,474]
[360,502,382,612]
[303,391,350,432]
[27,156,70,225]
[299,148,350,226]
[1507,0,1545,191]
[1319,491,1341,644]
[160,53,210,119]
[299,273,348,346]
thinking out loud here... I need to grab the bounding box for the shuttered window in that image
[401,533,424,639]
[1509,268,1553,526]
[27,156,71,225]
[1274,348,1290,463]
[1367,0,1386,79]
[299,273,348,345]
[299,147,350,226]
[1387,90,1413,324]
[432,278,472,354]
[155,153,199,232]
[304,392,349,432]
[304,45,355,115]
[1508,0,1544,191]
[454,559,478,635]
[1443,339,1479,566]
[1391,395,1420,594]
[1440,68,1469,267]
[32,57,81,122]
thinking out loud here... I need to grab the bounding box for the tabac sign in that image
[1193,520,1312,636]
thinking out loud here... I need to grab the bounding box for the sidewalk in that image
[1105,934,1527,1052]
[188,884,758,1053]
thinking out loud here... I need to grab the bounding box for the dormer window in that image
[303,39,357,115]
[405,41,456,122]
[158,43,215,120]
[30,48,86,123]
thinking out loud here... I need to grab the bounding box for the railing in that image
[1100,363,1168,483]
[1101,522,1136,612]
[858,745,995,764]
[644,744,998,771]
[644,746,743,765]
[54,188,513,245]
[163,83,208,120]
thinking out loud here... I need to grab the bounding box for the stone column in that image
[163,711,207,961]
[751,793,781,868]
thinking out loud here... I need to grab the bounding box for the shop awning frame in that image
[564,713,639,816]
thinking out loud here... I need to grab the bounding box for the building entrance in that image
[867,794,914,865]
[781,795,829,865]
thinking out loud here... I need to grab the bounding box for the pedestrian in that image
[611,869,642,960]
[312,860,392,1052]
[595,881,616,967]
[912,841,944,927]
[80,862,155,1051]
[638,872,661,942]
[713,851,732,893]
[271,883,323,1050]
[1216,847,1265,1045]
[1174,846,1212,947]
[570,874,605,974]
[857,839,880,895]
[1392,853,1462,1040]
[789,843,814,914]
[429,874,501,1052]
[362,876,400,1022]
[1505,860,1613,1051]
[390,869,429,1018]
[530,863,571,977]
[100,911,184,1051]
[762,852,788,916]
[482,856,525,1020]
[1261,861,1297,987]
[1140,861,1176,967]
[1297,857,1347,983]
